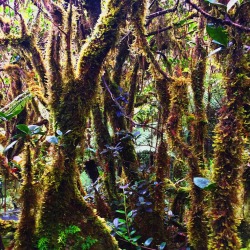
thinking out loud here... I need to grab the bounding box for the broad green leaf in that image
[227,0,238,12]
[206,24,228,46]
[144,237,153,246]
[194,177,211,189]
[46,136,59,144]
[159,242,167,250]
[16,124,31,135]
[4,140,18,153]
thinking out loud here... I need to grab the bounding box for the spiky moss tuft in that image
[15,144,37,250]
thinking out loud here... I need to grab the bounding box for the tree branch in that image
[186,0,250,32]
[146,0,179,20]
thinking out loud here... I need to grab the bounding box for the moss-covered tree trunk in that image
[36,0,131,248]
[15,144,37,250]
[209,8,250,249]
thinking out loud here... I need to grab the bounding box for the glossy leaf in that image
[193,177,211,189]
[113,218,119,228]
[144,237,153,246]
[206,24,228,46]
[56,129,63,136]
[28,125,41,134]
[16,124,30,135]
[205,0,226,7]
[46,136,59,144]
[159,242,167,250]
[4,140,18,153]
[207,47,223,57]
[227,0,238,12]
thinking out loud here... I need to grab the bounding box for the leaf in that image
[159,242,167,250]
[193,177,211,189]
[116,210,125,214]
[207,47,223,57]
[144,237,153,246]
[4,140,18,153]
[205,0,226,7]
[227,0,238,12]
[56,130,63,136]
[206,24,228,46]
[127,211,133,218]
[0,112,7,121]
[203,183,217,191]
[28,125,41,134]
[46,136,59,144]
[16,124,30,135]
[113,218,119,228]
[131,235,141,242]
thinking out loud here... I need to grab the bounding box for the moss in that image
[191,43,207,168]
[209,29,249,250]
[15,144,37,250]
[167,77,208,250]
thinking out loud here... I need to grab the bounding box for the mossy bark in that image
[92,103,118,203]
[36,0,131,248]
[15,144,37,250]
[167,78,208,250]
[209,17,250,250]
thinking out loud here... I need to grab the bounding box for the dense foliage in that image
[0,0,249,249]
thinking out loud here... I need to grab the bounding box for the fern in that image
[37,237,49,250]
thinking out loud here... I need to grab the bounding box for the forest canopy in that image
[0,0,249,249]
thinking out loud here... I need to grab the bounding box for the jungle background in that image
[0,0,249,249]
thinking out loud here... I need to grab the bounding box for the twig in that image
[185,0,250,32]
[146,0,179,20]
[101,76,162,134]
[146,13,198,36]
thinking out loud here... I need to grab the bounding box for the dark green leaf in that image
[16,124,31,135]
[144,237,153,246]
[206,24,228,46]
[203,183,217,191]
